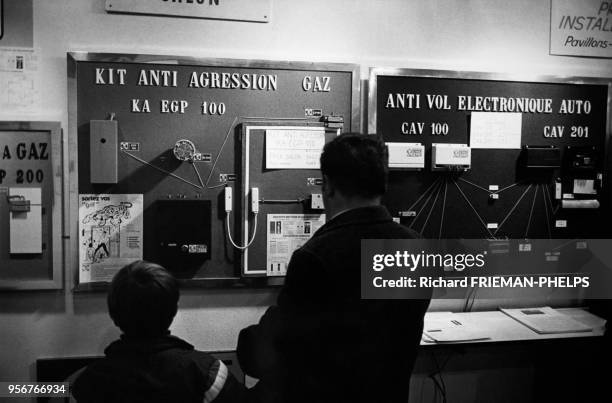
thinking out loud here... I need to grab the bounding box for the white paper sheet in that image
[573,179,596,195]
[501,306,593,334]
[266,213,325,276]
[470,112,522,149]
[0,47,39,112]
[265,129,325,169]
[423,312,491,343]
[79,194,143,283]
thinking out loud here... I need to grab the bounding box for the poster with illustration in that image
[79,194,143,283]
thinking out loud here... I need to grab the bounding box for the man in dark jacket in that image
[238,133,431,403]
[72,261,246,403]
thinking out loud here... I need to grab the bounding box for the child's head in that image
[107,260,179,338]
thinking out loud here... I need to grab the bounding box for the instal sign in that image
[550,0,612,57]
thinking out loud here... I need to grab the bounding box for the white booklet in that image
[500,306,593,334]
[422,312,491,343]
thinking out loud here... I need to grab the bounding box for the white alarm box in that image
[9,187,42,254]
[387,142,425,169]
[432,143,471,171]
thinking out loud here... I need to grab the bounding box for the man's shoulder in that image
[298,219,419,263]
[378,220,421,238]
[358,222,419,238]
[313,218,419,242]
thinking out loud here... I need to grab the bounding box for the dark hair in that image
[107,261,179,337]
[320,133,388,198]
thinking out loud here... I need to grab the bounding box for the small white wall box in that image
[431,143,471,171]
[310,193,325,210]
[387,142,425,169]
[9,187,43,254]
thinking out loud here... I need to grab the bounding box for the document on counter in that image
[422,312,491,343]
[500,306,593,334]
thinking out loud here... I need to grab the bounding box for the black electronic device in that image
[155,200,212,276]
[565,146,598,172]
[321,114,344,129]
[522,145,561,169]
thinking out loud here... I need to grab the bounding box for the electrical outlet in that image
[311,193,324,210]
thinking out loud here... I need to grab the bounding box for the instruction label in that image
[265,129,325,169]
[266,213,325,276]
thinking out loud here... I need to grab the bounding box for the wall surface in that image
[1,0,611,401]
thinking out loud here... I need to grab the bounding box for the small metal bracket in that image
[321,114,344,129]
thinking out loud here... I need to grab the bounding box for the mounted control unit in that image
[387,142,425,169]
[431,143,471,171]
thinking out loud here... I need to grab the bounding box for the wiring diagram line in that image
[544,184,556,217]
[452,179,495,239]
[541,184,553,240]
[406,178,443,213]
[458,177,526,195]
[495,180,526,195]
[204,116,238,189]
[458,177,490,193]
[420,179,444,235]
[192,163,206,189]
[123,151,203,190]
[438,178,448,239]
[493,184,533,236]
[408,180,443,230]
[545,184,557,227]
[524,185,538,238]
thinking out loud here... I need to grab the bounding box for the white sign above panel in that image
[550,0,612,58]
[265,129,326,169]
[470,112,522,149]
[105,0,271,23]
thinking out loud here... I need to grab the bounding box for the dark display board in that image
[0,122,63,290]
[68,52,359,287]
[369,69,611,240]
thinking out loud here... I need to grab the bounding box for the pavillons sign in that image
[550,0,612,58]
